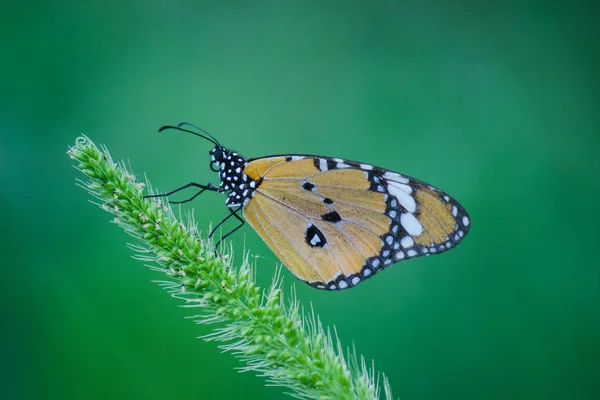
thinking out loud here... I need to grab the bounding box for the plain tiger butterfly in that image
[147,123,471,291]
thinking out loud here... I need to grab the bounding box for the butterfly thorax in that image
[210,146,258,208]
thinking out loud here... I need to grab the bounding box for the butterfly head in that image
[157,123,259,207]
[209,146,256,207]
[209,146,227,171]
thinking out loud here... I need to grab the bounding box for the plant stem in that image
[68,136,392,400]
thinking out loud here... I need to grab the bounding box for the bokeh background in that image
[1,1,599,399]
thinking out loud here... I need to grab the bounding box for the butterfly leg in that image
[144,182,219,204]
[211,206,245,249]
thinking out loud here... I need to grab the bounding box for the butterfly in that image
[147,122,471,291]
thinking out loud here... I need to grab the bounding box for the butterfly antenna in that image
[158,122,221,147]
[177,122,221,146]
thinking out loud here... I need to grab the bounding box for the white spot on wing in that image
[388,181,412,194]
[360,164,373,170]
[310,234,321,246]
[338,280,348,289]
[383,171,409,184]
[452,205,458,217]
[401,236,414,248]
[291,156,305,161]
[387,182,416,213]
[319,159,328,171]
[337,162,351,168]
[351,276,360,285]
[462,216,470,226]
[400,213,423,235]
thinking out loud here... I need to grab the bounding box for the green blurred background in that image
[1,1,599,399]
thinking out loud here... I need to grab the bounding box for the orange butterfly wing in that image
[242,156,470,290]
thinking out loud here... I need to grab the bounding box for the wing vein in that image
[255,188,388,240]
[253,196,327,282]
[412,183,457,244]
[386,177,456,245]
[247,201,296,276]
[334,223,370,264]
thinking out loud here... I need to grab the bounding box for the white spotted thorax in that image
[210,146,257,207]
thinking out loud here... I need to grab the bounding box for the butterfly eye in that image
[210,160,220,172]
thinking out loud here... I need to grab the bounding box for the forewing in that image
[242,155,470,290]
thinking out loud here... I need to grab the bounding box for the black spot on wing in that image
[305,224,326,248]
[323,198,333,204]
[302,181,315,191]
[321,210,342,223]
